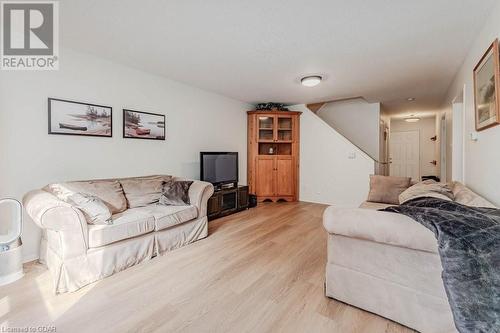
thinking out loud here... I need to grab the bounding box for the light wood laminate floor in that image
[1,202,414,333]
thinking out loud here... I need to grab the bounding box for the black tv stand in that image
[207,185,249,221]
[214,182,238,192]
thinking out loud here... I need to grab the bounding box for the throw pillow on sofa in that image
[399,180,454,204]
[44,180,127,214]
[367,175,411,205]
[160,180,193,206]
[452,182,497,208]
[67,192,113,225]
[120,175,170,208]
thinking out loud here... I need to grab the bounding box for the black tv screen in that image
[200,152,238,185]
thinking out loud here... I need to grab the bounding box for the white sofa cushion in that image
[88,209,155,248]
[323,206,438,253]
[45,179,127,214]
[137,204,198,231]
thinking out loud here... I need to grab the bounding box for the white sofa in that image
[323,182,496,333]
[23,175,214,294]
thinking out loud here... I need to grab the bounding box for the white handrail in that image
[0,198,23,246]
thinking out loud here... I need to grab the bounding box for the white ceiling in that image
[60,0,496,113]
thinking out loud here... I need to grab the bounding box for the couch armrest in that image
[189,181,214,217]
[322,206,437,253]
[172,178,214,217]
[23,190,89,259]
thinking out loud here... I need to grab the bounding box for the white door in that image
[390,131,420,181]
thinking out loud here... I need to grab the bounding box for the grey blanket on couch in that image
[381,197,500,333]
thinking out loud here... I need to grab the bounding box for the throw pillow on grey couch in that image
[399,180,454,204]
[452,181,497,208]
[67,192,112,225]
[367,175,412,205]
[120,175,171,208]
[44,180,127,214]
[160,180,193,206]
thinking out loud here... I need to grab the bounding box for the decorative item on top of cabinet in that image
[247,110,301,202]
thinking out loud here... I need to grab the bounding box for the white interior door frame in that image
[440,113,447,182]
[451,84,466,183]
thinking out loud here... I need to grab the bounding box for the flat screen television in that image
[200,152,238,186]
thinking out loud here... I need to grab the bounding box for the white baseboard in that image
[22,254,39,264]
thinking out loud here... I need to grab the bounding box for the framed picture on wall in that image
[473,39,500,131]
[48,98,113,137]
[123,109,165,140]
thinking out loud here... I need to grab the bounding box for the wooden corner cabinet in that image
[247,110,301,202]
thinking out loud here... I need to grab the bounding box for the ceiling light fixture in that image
[301,76,322,87]
[405,116,420,123]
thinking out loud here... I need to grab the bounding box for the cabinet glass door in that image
[277,116,293,142]
[258,116,274,141]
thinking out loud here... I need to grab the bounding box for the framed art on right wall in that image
[473,38,500,131]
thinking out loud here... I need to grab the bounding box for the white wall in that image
[293,105,374,207]
[0,47,250,262]
[443,1,500,206]
[316,98,380,160]
[390,117,438,179]
[451,96,465,182]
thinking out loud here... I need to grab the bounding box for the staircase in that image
[307,98,388,175]
[288,104,374,206]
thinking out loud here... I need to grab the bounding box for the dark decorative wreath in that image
[255,103,289,111]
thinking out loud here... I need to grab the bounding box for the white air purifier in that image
[0,198,24,286]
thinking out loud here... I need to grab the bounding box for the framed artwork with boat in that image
[473,39,500,131]
[48,98,112,137]
[123,109,165,140]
